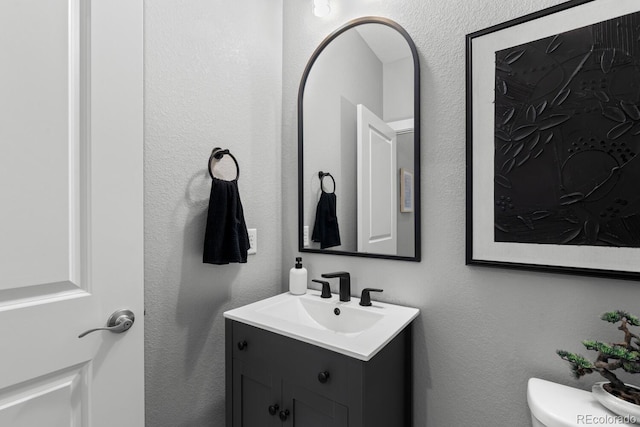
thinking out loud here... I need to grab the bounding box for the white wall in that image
[384,56,414,122]
[144,0,282,425]
[282,1,640,426]
[397,131,415,257]
[385,56,415,256]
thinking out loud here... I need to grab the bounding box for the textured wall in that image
[144,0,282,425]
[282,1,640,426]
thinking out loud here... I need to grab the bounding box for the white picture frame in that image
[466,0,640,280]
[400,168,413,213]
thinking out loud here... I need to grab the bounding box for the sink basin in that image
[256,294,384,334]
[224,290,419,361]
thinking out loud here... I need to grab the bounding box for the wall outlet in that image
[247,228,257,255]
[303,226,310,247]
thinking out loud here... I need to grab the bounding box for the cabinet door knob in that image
[279,409,290,421]
[268,404,279,415]
[317,371,330,383]
[237,340,248,351]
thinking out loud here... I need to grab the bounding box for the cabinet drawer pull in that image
[279,409,290,421]
[237,340,248,351]
[317,371,330,383]
[268,404,279,415]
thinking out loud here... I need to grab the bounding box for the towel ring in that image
[209,147,240,180]
[318,171,335,194]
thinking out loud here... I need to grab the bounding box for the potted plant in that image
[557,310,640,419]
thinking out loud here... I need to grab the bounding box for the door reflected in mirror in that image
[298,17,420,261]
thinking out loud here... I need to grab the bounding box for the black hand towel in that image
[203,177,249,264]
[311,191,341,249]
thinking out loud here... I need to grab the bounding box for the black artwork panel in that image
[494,11,640,247]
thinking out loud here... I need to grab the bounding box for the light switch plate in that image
[303,226,310,247]
[248,228,257,255]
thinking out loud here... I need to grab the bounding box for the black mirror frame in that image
[297,16,421,262]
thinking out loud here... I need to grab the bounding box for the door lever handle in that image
[78,309,135,338]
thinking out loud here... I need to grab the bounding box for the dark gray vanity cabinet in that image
[226,319,412,427]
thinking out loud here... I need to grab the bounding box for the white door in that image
[357,104,398,255]
[0,0,144,426]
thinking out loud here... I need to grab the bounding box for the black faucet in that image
[321,271,350,302]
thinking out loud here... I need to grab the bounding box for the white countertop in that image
[224,290,419,361]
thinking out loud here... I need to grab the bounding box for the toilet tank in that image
[527,378,635,427]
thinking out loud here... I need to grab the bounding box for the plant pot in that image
[592,382,640,424]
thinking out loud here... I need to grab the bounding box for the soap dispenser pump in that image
[289,257,307,295]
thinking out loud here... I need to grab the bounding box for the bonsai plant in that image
[557,310,640,405]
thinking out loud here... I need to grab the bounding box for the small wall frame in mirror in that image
[298,17,421,261]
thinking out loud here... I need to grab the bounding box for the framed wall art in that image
[401,168,414,213]
[466,0,640,280]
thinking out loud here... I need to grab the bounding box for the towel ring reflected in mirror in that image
[208,147,240,181]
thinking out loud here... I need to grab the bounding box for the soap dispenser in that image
[289,257,307,295]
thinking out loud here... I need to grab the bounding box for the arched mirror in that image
[298,17,420,261]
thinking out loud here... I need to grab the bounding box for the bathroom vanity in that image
[224,291,419,426]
